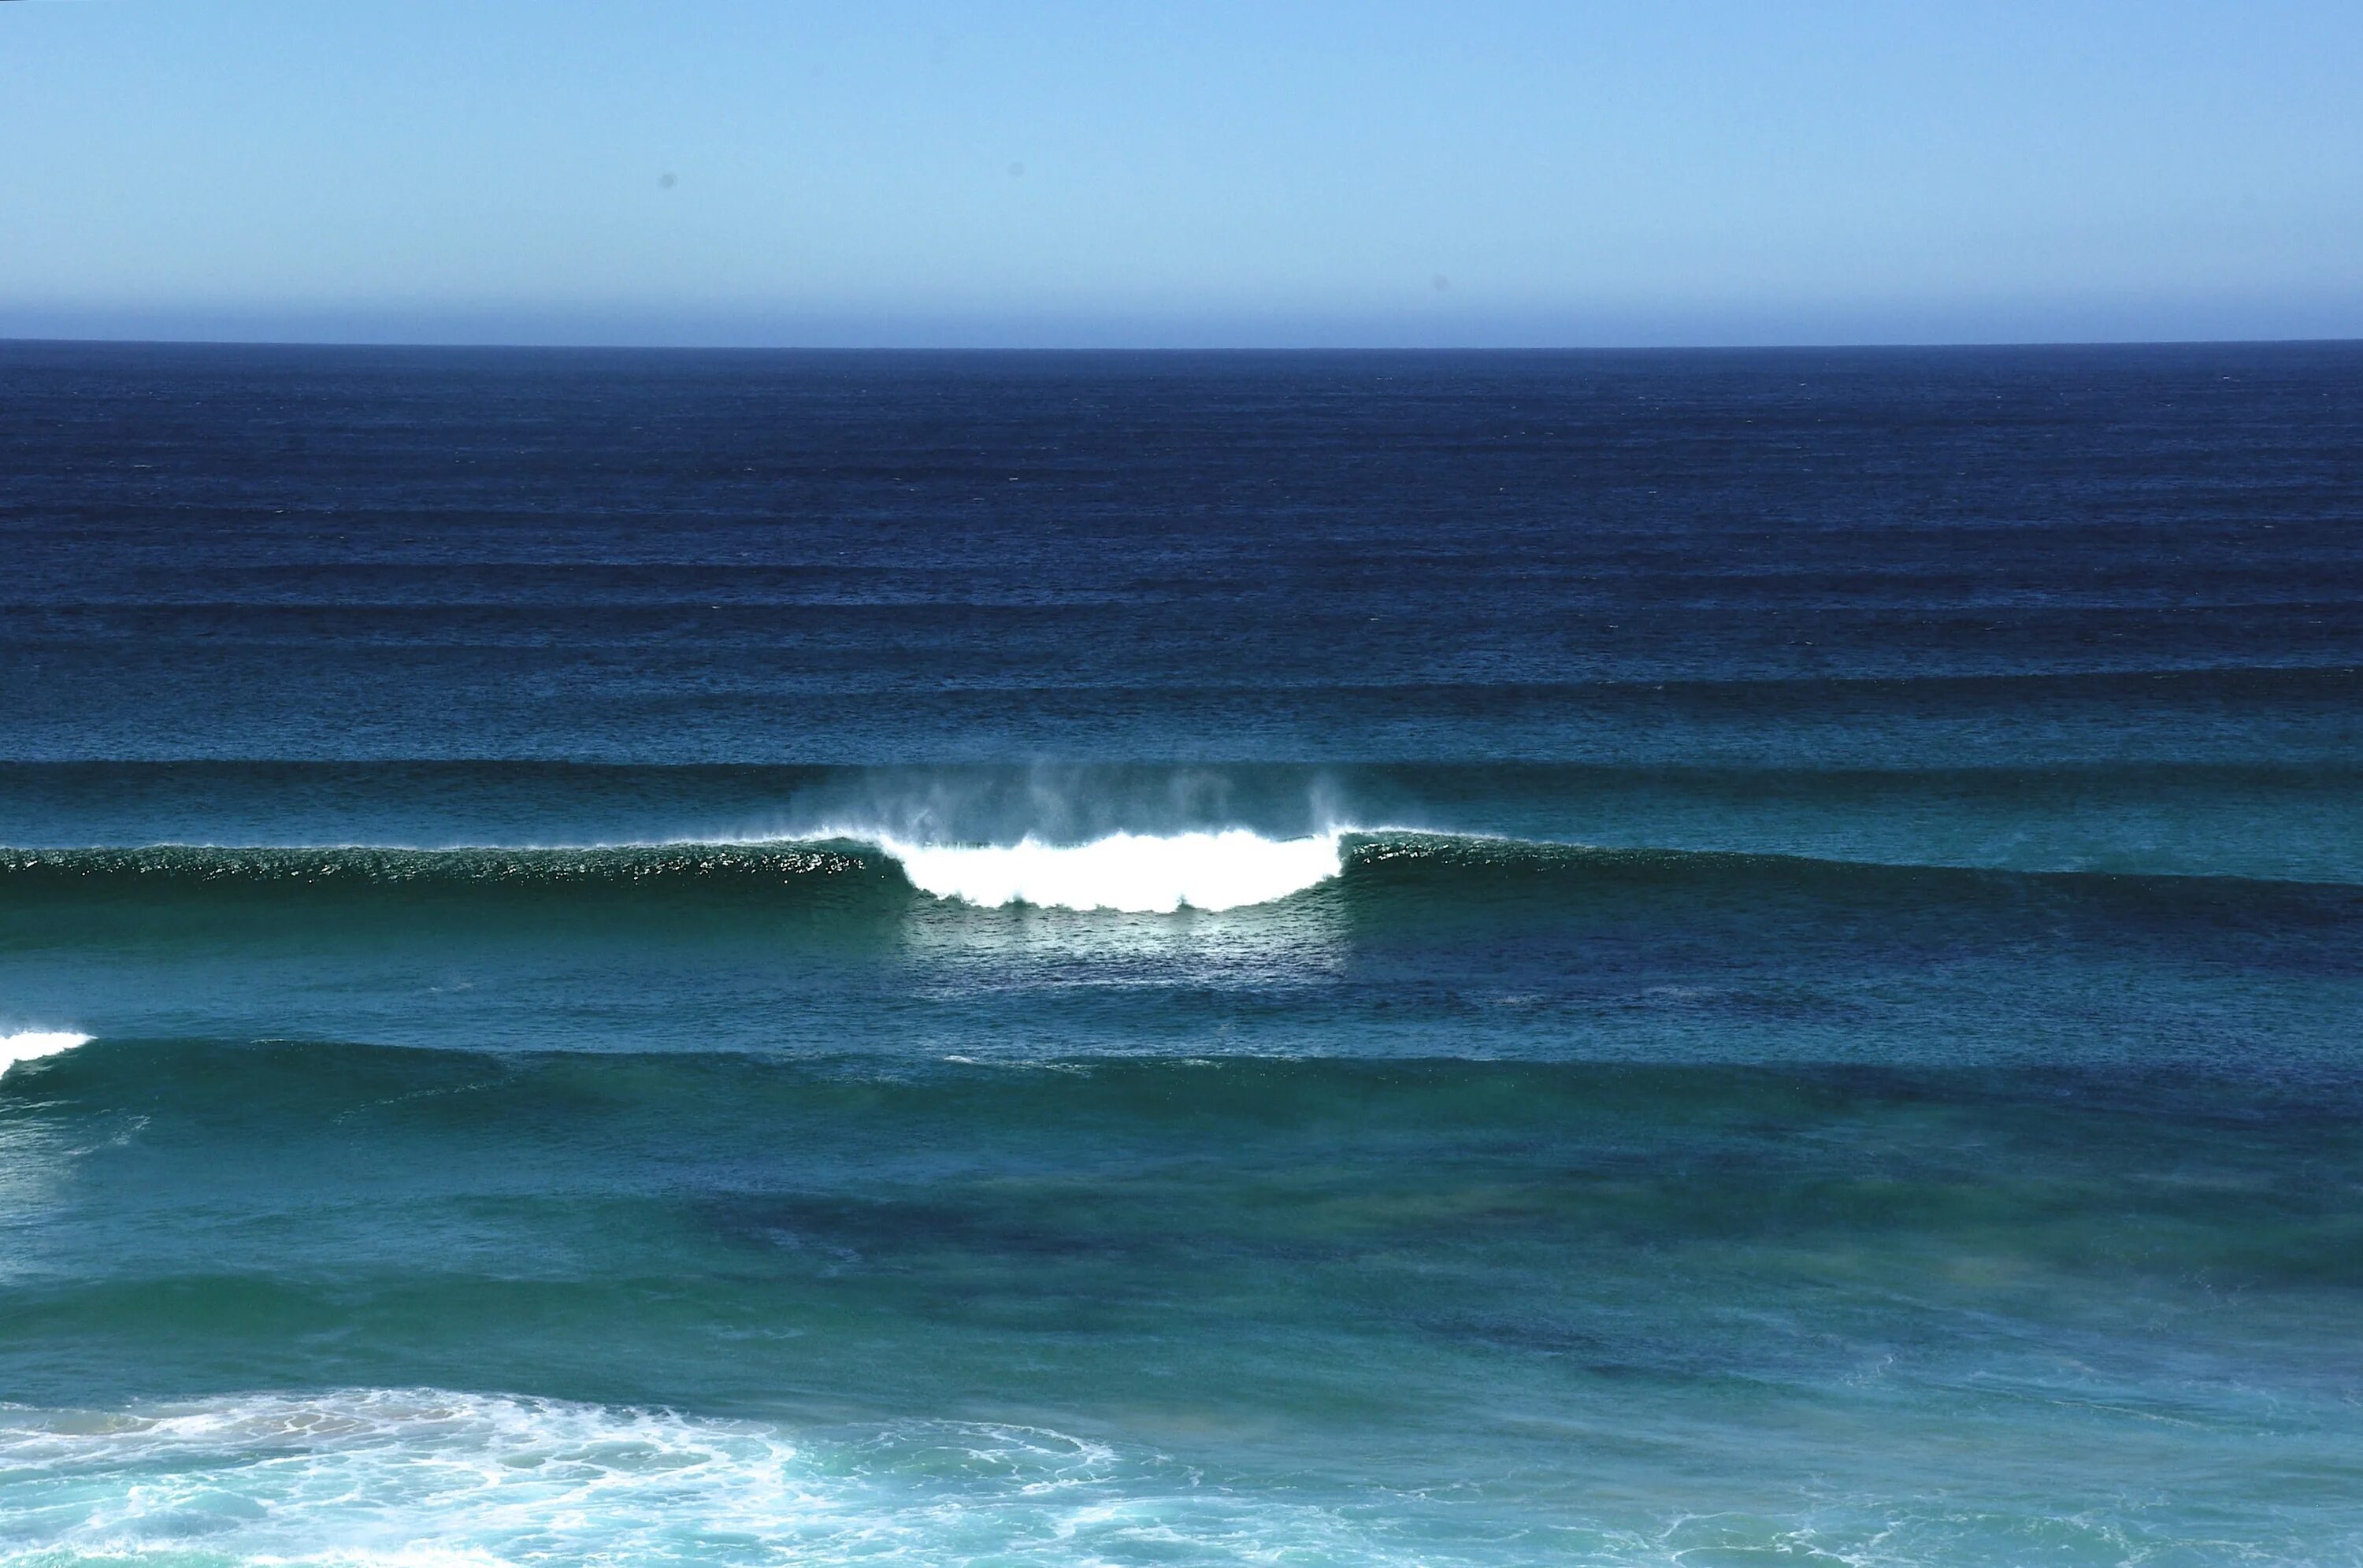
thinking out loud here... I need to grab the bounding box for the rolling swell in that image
[20,1032,2363,1130]
[0,841,888,895]
[3,830,2361,917]
[12,757,2363,884]
[6,833,2356,1070]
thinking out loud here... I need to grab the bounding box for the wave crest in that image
[879,828,1346,912]
[0,1030,91,1078]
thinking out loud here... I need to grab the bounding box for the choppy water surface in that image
[3,342,2361,1565]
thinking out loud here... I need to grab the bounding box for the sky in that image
[3,0,2359,347]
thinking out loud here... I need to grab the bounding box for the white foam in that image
[879,829,1345,913]
[0,1388,1421,1567]
[0,1030,90,1078]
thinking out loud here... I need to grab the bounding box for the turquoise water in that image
[10,1042,2363,1564]
[4,343,2362,1564]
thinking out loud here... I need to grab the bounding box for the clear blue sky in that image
[4,0,2358,347]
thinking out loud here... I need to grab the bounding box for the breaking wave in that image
[1,831,2355,924]
[0,1030,91,1078]
[879,828,1346,912]
[0,829,1364,914]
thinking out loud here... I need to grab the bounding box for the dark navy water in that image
[2,341,2361,1566]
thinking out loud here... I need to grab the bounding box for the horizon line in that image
[7,333,2361,355]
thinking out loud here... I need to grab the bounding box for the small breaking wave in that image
[0,831,1359,914]
[877,828,1348,912]
[2,833,2349,936]
[0,1030,91,1078]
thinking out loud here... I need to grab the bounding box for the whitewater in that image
[0,1388,1451,1568]
[0,1030,89,1077]
[874,828,1346,911]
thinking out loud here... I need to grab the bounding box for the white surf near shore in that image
[0,1388,1425,1568]
[0,1030,91,1078]
[877,828,1347,913]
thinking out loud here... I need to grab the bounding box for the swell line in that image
[3,831,2360,912]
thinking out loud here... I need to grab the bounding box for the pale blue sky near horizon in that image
[4,0,2359,347]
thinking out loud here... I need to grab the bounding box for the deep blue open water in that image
[2,341,2361,1565]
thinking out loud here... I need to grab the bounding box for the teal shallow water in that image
[6,1046,2362,1565]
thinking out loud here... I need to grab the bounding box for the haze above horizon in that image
[5,0,2359,349]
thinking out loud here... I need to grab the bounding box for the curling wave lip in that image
[877,828,1348,913]
[0,1031,91,1078]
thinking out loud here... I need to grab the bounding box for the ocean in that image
[2,340,2360,1565]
